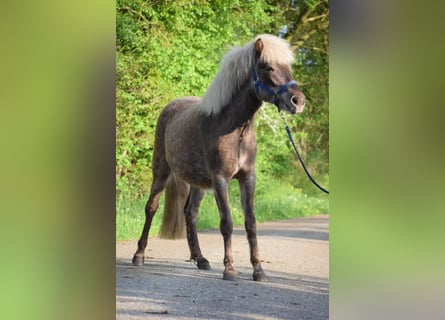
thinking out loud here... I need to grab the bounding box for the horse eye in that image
[259,63,274,72]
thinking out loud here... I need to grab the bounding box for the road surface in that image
[116,214,329,320]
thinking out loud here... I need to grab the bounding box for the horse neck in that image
[221,79,262,129]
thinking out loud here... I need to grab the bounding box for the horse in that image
[132,34,306,282]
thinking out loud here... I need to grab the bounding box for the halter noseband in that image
[251,68,297,107]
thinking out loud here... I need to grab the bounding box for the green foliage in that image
[116,180,328,240]
[116,0,285,197]
[116,1,329,232]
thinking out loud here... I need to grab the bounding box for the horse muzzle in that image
[280,92,306,114]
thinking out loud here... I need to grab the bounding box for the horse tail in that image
[159,173,190,239]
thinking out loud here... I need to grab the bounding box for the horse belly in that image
[167,146,212,189]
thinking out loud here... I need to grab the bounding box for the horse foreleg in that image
[184,187,210,270]
[239,172,267,282]
[213,176,237,280]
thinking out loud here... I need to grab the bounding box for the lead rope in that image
[279,111,329,194]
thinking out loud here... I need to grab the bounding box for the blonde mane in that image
[200,34,295,116]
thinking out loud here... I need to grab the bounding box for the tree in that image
[116,0,329,198]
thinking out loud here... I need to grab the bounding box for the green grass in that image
[116,179,329,241]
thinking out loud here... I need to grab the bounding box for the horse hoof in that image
[223,269,238,281]
[197,259,211,270]
[253,270,267,282]
[132,255,144,266]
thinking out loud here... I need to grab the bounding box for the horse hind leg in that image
[132,169,170,266]
[133,105,172,266]
[184,187,210,270]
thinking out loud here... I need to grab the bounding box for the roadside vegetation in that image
[116,0,329,240]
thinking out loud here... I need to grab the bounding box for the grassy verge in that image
[116,177,329,241]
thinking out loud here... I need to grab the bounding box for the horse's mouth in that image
[278,103,295,114]
[295,103,305,114]
[282,102,304,114]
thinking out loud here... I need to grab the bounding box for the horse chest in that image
[211,131,256,177]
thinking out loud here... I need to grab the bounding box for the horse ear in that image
[255,38,263,54]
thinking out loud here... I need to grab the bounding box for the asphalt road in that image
[116,214,329,320]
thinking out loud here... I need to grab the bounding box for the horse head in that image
[252,36,306,114]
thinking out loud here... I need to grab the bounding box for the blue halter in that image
[251,68,297,107]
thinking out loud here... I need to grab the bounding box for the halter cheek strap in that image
[251,68,297,107]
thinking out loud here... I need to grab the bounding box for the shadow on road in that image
[116,259,328,320]
[217,217,329,241]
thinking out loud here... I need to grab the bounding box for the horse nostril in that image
[291,95,299,107]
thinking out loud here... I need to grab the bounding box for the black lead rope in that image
[279,112,329,194]
[251,66,328,194]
